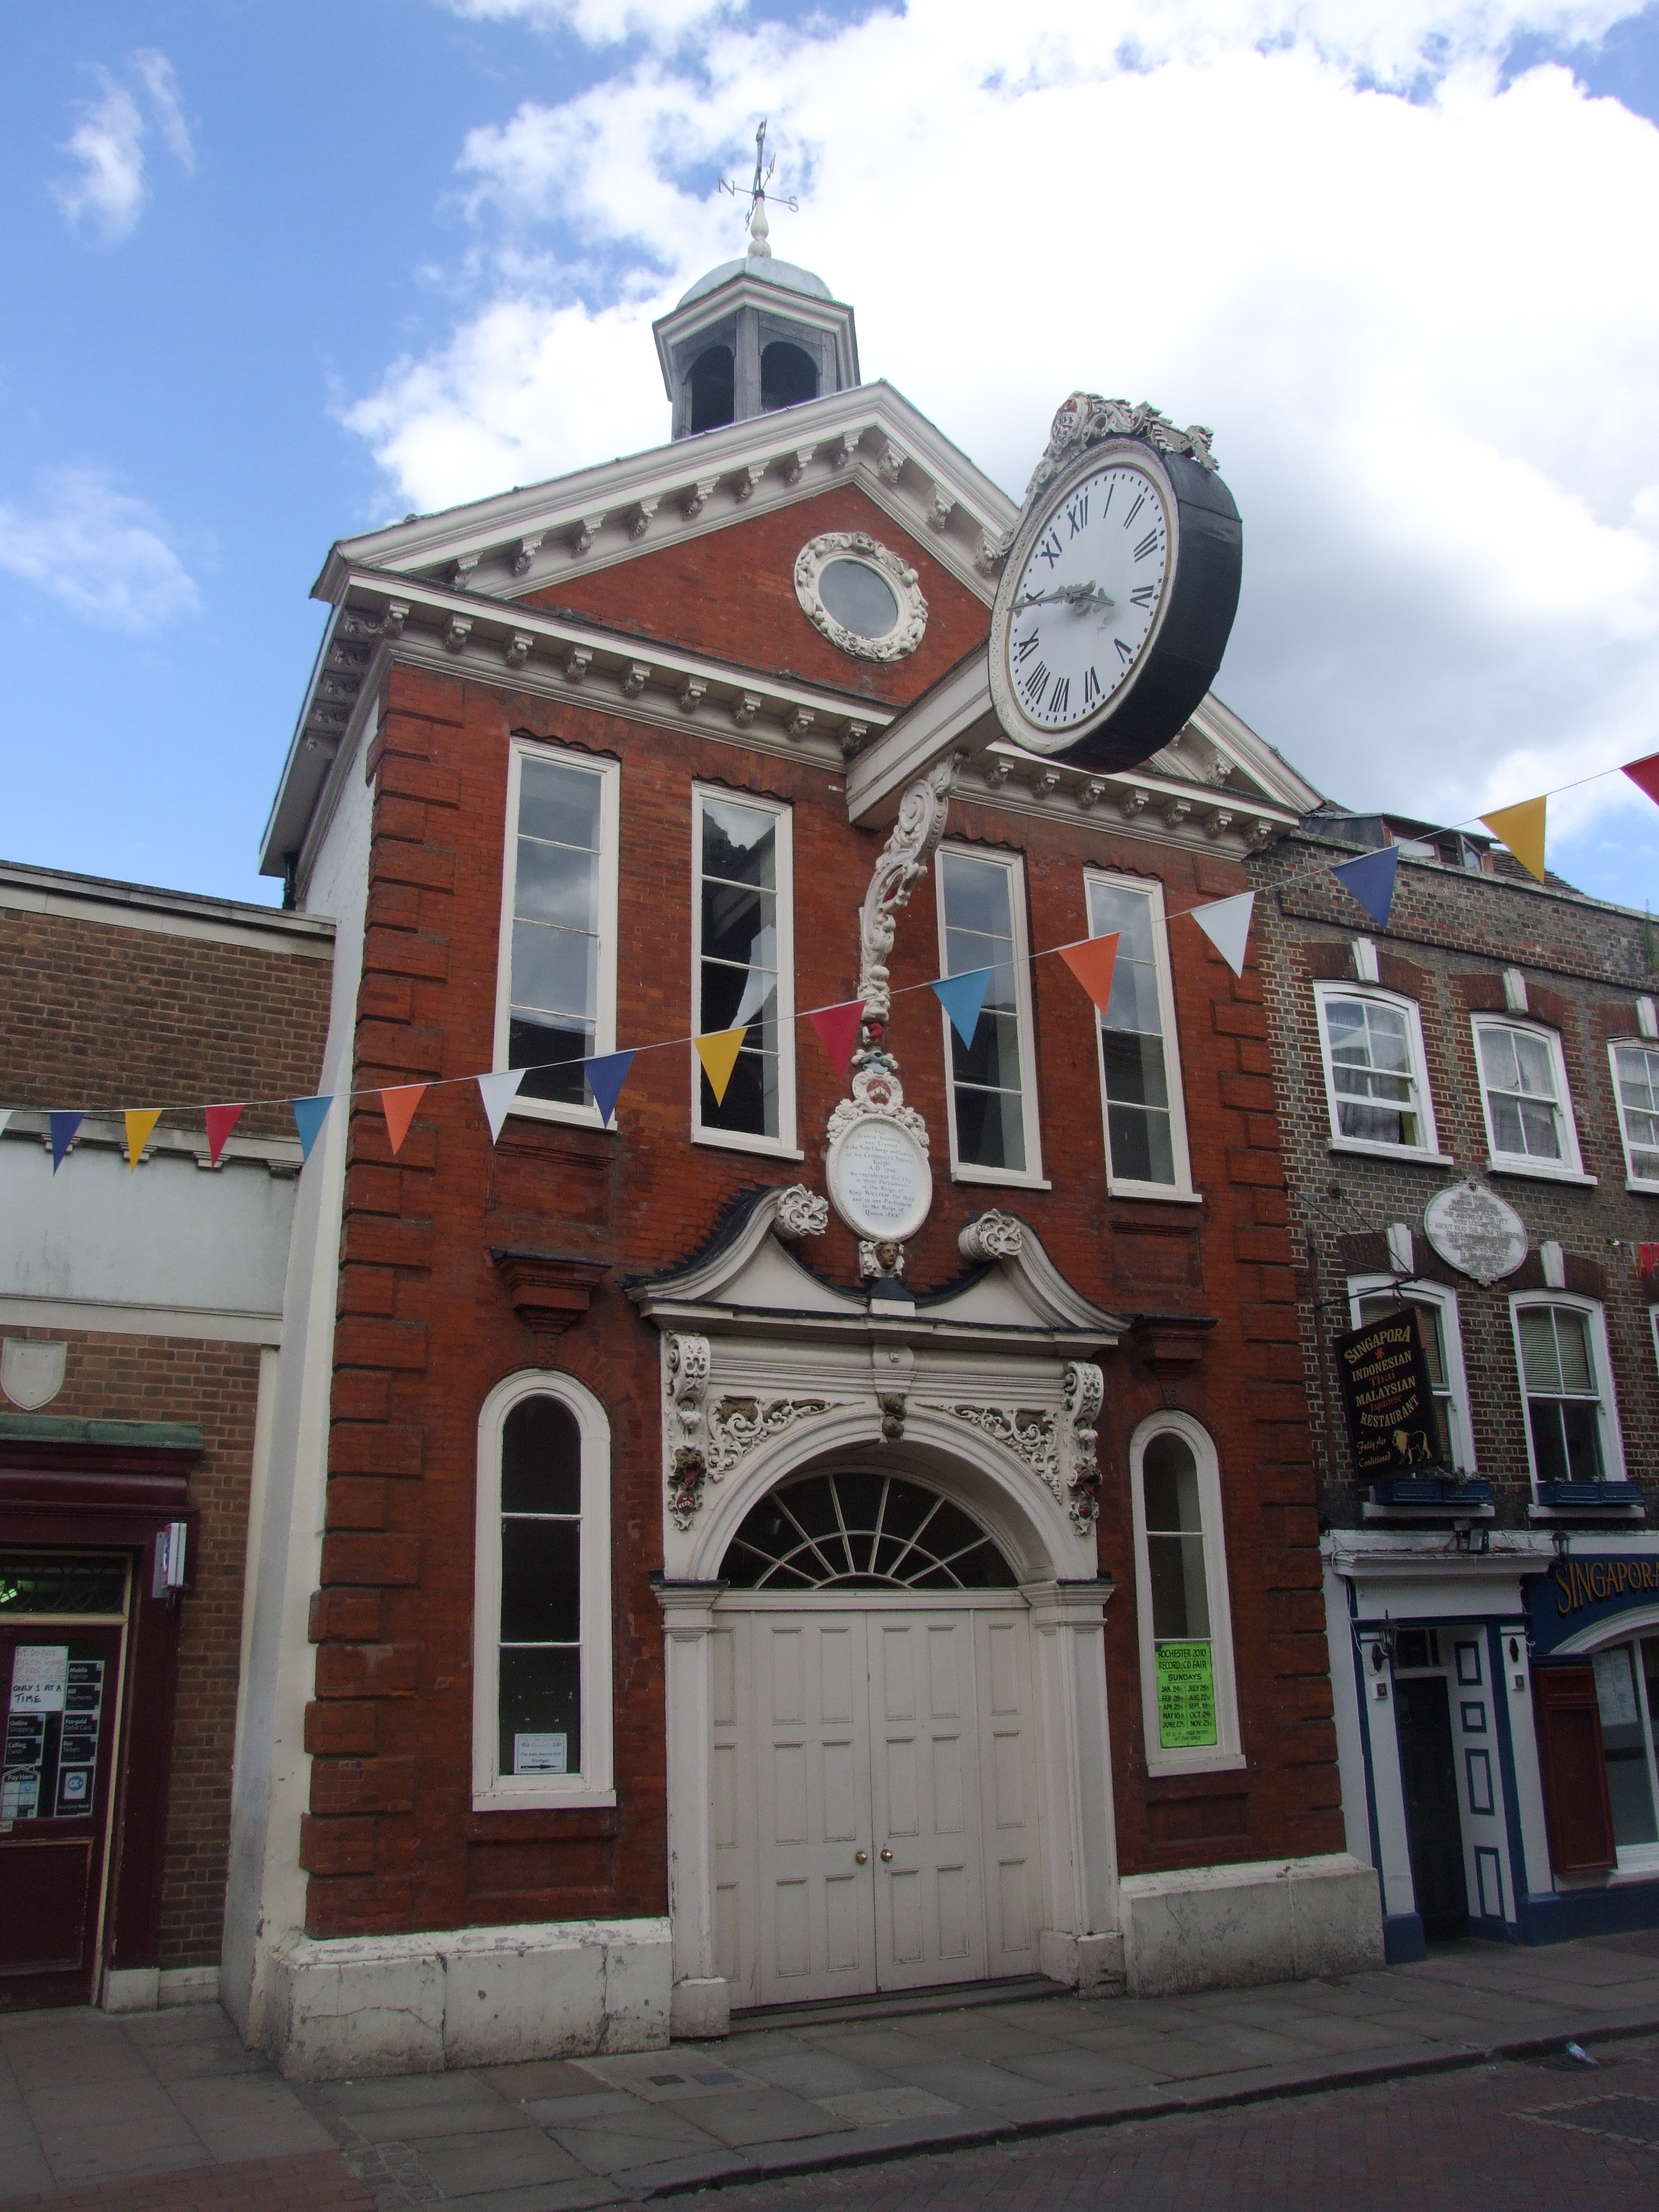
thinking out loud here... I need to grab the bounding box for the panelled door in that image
[715,1597,1039,2008]
[1,1617,127,2007]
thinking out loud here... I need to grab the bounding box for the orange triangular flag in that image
[204,1103,246,1166]
[124,1109,162,1170]
[381,1084,427,1155]
[1480,797,1547,883]
[1058,933,1121,1016]
[694,1027,748,1106]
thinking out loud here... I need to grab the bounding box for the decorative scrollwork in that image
[1064,1361,1105,1533]
[958,1211,1024,1263]
[774,1185,829,1240]
[856,757,955,1026]
[705,1395,838,1481]
[665,1333,710,1441]
[935,1404,1061,1499]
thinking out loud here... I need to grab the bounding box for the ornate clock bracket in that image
[826,756,958,1292]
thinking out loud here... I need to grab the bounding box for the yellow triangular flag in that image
[1480,797,1547,883]
[124,1109,162,1169]
[694,1026,748,1106]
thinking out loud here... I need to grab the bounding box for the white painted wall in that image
[0,1136,293,1332]
[222,758,370,2047]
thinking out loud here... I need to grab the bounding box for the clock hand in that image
[1017,580,1115,611]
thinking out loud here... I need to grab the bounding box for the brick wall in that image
[1251,836,1659,1528]
[1,1325,263,1967]
[299,561,1344,1935]
[0,904,332,1141]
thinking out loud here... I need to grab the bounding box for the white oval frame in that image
[795,532,928,662]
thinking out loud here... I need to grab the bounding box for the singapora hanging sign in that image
[1332,1308,1439,1475]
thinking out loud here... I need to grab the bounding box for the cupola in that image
[653,199,860,440]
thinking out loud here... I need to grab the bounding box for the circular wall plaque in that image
[1422,1181,1528,1285]
[826,1117,932,1244]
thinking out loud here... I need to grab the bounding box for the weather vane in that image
[720,119,797,259]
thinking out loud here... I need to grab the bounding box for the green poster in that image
[1155,1641,1216,1748]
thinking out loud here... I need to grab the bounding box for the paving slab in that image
[408,2124,590,2194]
[546,2115,722,2174]
[660,2086,854,2149]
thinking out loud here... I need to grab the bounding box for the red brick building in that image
[225,245,1380,2076]
[0,860,332,2011]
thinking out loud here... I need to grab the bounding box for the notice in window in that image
[1156,1641,1217,1748]
[514,1732,568,1776]
[10,1646,68,1713]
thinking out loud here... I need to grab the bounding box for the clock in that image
[987,412,1242,772]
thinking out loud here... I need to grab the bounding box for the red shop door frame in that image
[0,1420,201,2005]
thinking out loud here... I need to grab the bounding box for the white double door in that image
[711,1597,1041,2007]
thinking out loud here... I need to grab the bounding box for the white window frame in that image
[1347,1275,1476,1473]
[1610,1036,1659,1195]
[690,783,798,1159]
[1574,1625,1659,1877]
[1312,980,1450,1164]
[493,738,621,1130]
[934,843,1046,1187]
[1083,868,1196,1203]
[1471,1017,1592,1185]
[1127,1411,1244,1777]
[1508,1293,1627,1498]
[472,1369,615,1810]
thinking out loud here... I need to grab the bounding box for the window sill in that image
[949,1168,1051,1190]
[1328,1139,1456,1168]
[472,1786,618,1812]
[1625,1178,1659,1198]
[693,1132,805,1162]
[505,1098,613,1133]
[1106,1182,1202,1205]
[1144,1749,1248,1779]
[1485,1158,1597,1187]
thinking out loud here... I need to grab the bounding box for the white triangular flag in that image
[477,1068,527,1142]
[1190,891,1255,977]
[731,961,774,1031]
[0,1110,11,1141]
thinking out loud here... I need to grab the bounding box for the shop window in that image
[692,787,796,1153]
[1592,1640,1659,1862]
[1533,1664,1617,1875]
[1350,1279,1474,1471]
[934,847,1043,1183]
[1128,1415,1242,1775]
[1611,1039,1659,1190]
[1511,1298,1623,1490]
[1473,1018,1587,1179]
[473,1372,613,1808]
[1084,870,1194,1199]
[493,740,620,1126]
[1313,983,1443,1160]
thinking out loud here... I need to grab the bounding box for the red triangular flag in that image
[381,1084,426,1156]
[204,1103,245,1166]
[808,999,864,1081]
[1058,934,1121,1017]
[1639,1242,1659,1279]
[1623,753,1659,807]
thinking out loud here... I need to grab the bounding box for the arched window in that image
[688,344,735,433]
[1128,1415,1242,1774]
[473,1372,613,1807]
[720,1471,1017,1590]
[760,341,818,412]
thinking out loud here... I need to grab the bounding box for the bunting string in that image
[10,745,1659,1164]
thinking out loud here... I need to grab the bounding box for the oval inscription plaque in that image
[826,1118,932,1244]
[1422,1180,1527,1286]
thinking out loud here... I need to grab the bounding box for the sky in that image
[6,1,1659,911]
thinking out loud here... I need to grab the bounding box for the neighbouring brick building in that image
[1251,812,1659,1958]
[219,240,1384,2081]
[0,859,333,2010]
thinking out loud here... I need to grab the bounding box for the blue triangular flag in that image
[932,967,992,1047]
[49,1111,84,1172]
[582,1050,635,1129]
[291,1095,333,1162]
[1330,845,1400,930]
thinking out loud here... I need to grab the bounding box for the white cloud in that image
[55,50,194,242]
[0,468,201,633]
[358,2,1659,833]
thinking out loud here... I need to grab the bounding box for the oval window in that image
[817,558,900,641]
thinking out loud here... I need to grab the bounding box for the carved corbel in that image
[877,443,907,486]
[443,616,472,654]
[563,648,592,684]
[928,489,956,531]
[382,601,410,638]
[840,720,871,760]
[505,632,533,670]
[628,497,660,540]
[783,445,816,486]
[683,478,718,519]
[734,462,767,502]
[1077,779,1105,810]
[733,692,761,728]
[668,1447,708,1532]
[1064,1361,1105,1532]
[1206,809,1234,840]
[786,708,815,743]
[774,1186,829,1239]
[1119,786,1150,822]
[667,1332,712,1441]
[831,431,861,469]
[623,663,651,699]
[679,678,706,715]
[859,1238,906,1280]
[975,532,1006,575]
[569,514,606,557]
[512,535,544,576]
[1030,768,1060,801]
[958,1211,1024,1263]
[450,554,480,589]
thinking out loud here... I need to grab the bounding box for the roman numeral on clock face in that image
[1036,531,1062,568]
[1048,675,1070,719]
[1065,493,1088,537]
[1022,661,1050,709]
[1122,491,1146,529]
[1114,637,1135,665]
[1013,630,1040,665]
[1083,666,1101,705]
[1129,583,1157,609]
[1133,530,1161,563]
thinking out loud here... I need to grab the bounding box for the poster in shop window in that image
[1334,1308,1439,1474]
[1155,1641,1217,1748]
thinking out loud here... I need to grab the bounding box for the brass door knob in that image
[854,1850,868,1864]
[880,1848,894,1861]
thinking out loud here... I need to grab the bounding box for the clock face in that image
[1004,464,1171,734]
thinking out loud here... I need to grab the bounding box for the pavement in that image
[0,1930,1656,2211]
